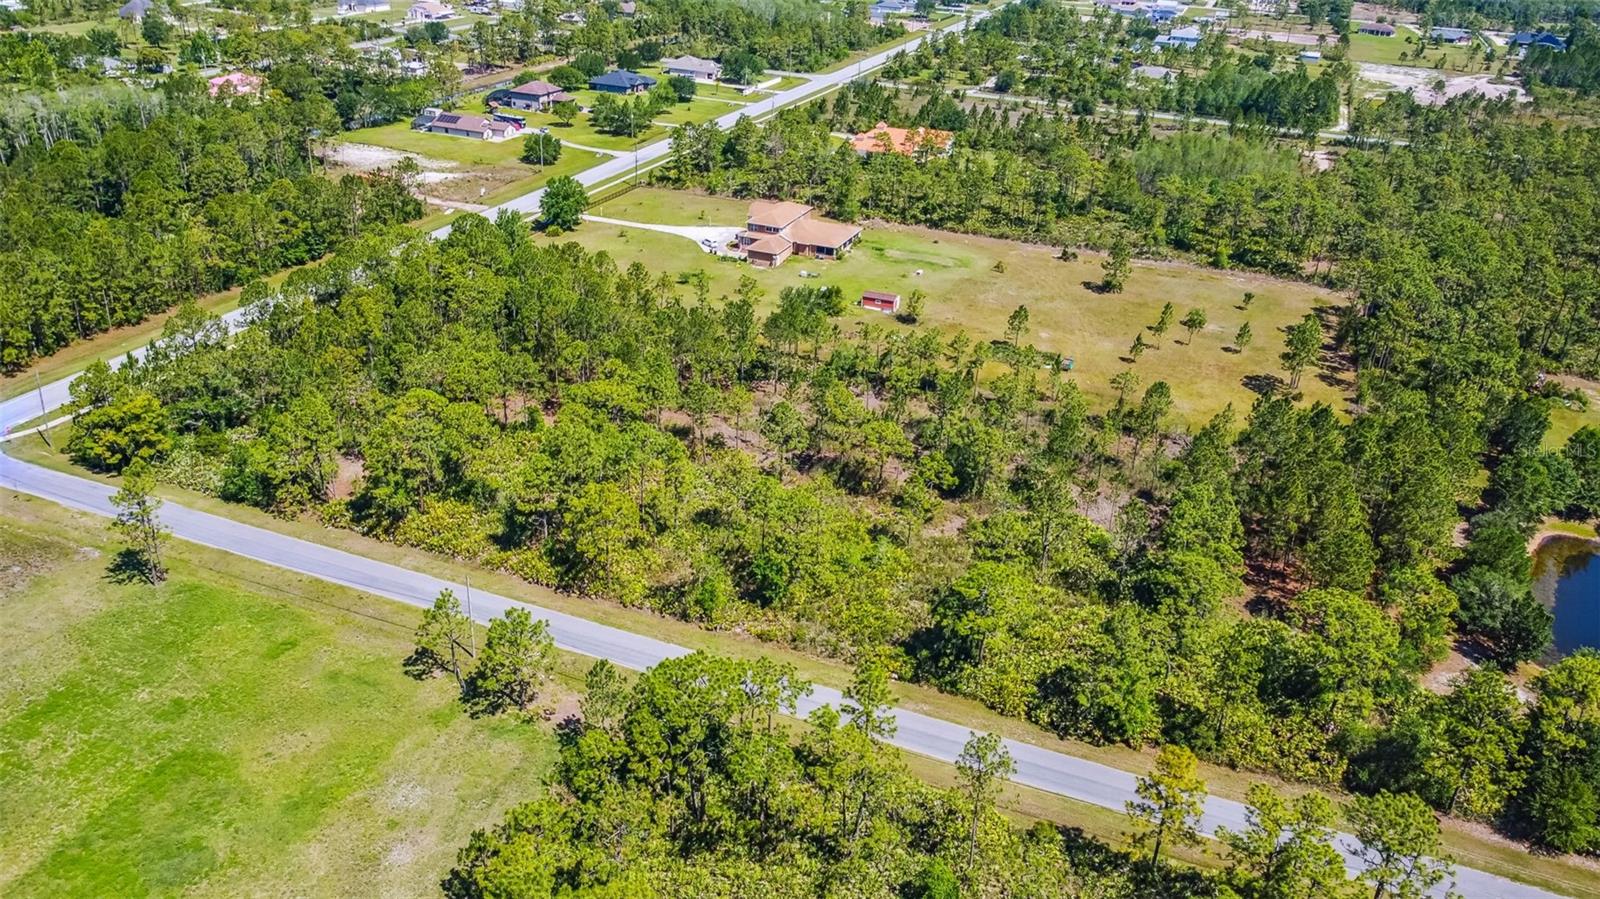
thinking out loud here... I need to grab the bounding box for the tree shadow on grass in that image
[1242,373,1285,397]
[1080,280,1115,295]
[104,549,152,585]
[1221,345,1242,354]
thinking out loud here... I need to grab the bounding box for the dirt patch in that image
[331,455,365,501]
[1357,64,1527,105]
[324,142,459,174]
[0,529,75,595]
[378,777,430,812]
[1421,649,1475,696]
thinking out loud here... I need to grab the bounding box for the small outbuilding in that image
[861,290,901,313]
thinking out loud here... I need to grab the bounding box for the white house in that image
[406,1,454,22]
[1155,25,1202,49]
[660,55,722,82]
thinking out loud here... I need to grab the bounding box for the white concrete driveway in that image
[581,215,741,254]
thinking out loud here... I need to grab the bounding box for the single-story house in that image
[406,1,454,22]
[1146,0,1183,23]
[850,120,955,157]
[660,55,722,81]
[738,200,862,268]
[870,0,915,21]
[1357,21,1395,36]
[1299,50,1321,62]
[118,0,153,19]
[1429,26,1472,44]
[617,1,636,16]
[1512,31,1566,52]
[339,0,391,13]
[557,10,585,23]
[498,80,573,110]
[589,69,656,93]
[1155,25,1202,49]
[416,111,520,139]
[862,290,901,314]
[1132,63,1173,80]
[1095,0,1145,15]
[208,71,263,97]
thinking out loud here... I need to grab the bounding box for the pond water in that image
[1532,535,1600,661]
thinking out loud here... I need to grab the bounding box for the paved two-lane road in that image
[0,452,1567,898]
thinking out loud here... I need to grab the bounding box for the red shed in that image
[861,290,900,313]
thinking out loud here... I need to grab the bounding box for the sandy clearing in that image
[1357,63,1527,105]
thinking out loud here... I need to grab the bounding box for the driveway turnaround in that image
[0,453,1565,899]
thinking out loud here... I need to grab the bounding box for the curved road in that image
[0,10,1573,894]
[0,458,1566,898]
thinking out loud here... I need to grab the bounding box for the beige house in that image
[738,200,862,268]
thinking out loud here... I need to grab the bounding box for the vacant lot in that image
[560,188,1347,426]
[1343,31,1484,71]
[0,504,555,899]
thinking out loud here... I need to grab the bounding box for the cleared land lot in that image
[0,504,556,898]
[557,188,1348,426]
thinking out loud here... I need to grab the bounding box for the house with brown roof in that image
[849,121,954,158]
[417,111,520,140]
[738,200,862,268]
[498,80,574,111]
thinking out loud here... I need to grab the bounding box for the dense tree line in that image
[67,189,1600,854]
[580,0,902,74]
[0,77,419,370]
[875,1,1343,134]
[443,650,1462,899]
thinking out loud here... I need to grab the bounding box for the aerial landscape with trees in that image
[6,0,1600,896]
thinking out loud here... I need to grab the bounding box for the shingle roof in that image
[790,217,861,249]
[660,55,721,77]
[507,80,564,97]
[589,69,657,89]
[747,200,814,229]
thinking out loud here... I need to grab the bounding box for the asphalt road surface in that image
[0,10,1572,891]
[0,453,1564,899]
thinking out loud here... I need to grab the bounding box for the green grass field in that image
[340,120,532,166]
[0,503,556,898]
[567,188,1348,426]
[1343,31,1484,71]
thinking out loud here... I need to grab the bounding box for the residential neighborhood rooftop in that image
[849,121,955,156]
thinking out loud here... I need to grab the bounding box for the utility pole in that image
[465,574,476,656]
[36,371,46,417]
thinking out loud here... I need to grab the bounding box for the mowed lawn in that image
[340,120,532,166]
[564,188,1347,426]
[0,505,554,899]
[1343,32,1484,71]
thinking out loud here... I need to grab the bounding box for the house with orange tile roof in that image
[738,200,862,267]
[849,121,955,158]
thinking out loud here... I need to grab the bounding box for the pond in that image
[1532,535,1600,662]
